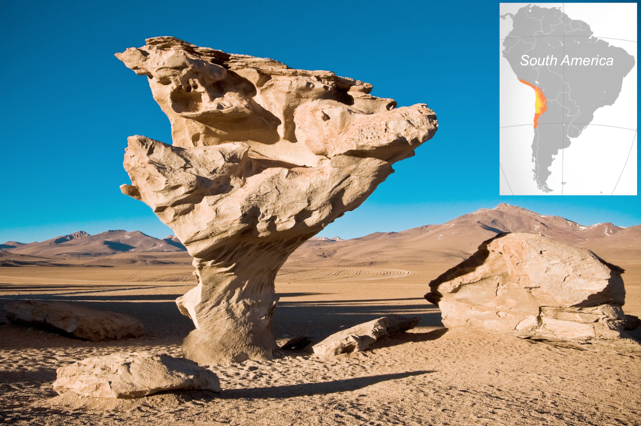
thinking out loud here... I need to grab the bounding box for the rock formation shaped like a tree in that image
[116,37,438,365]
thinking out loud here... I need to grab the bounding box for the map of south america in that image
[501,5,635,193]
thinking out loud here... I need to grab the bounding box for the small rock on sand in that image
[313,315,420,357]
[53,352,221,398]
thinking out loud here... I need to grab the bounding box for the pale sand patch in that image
[1,262,640,425]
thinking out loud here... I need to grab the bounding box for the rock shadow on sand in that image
[221,370,434,399]
[274,297,443,339]
[370,327,449,351]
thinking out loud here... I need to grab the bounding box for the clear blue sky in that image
[0,0,638,243]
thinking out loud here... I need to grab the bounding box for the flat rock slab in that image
[53,352,221,398]
[312,315,420,357]
[3,300,144,341]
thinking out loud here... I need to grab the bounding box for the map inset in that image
[500,3,637,195]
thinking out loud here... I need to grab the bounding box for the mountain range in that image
[287,203,641,267]
[2,204,639,267]
[0,230,186,263]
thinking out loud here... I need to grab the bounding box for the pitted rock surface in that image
[116,37,437,365]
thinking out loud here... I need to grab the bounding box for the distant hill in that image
[0,251,70,267]
[2,230,186,258]
[163,235,188,250]
[0,241,25,250]
[1,204,638,268]
[309,236,344,242]
[287,203,640,267]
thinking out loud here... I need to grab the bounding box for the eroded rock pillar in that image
[116,37,438,364]
[178,239,309,364]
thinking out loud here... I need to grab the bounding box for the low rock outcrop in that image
[3,300,144,341]
[116,37,437,365]
[312,315,420,356]
[53,352,221,398]
[425,233,638,340]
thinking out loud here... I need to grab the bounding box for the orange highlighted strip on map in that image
[519,80,547,128]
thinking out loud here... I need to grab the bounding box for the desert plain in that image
[1,204,641,425]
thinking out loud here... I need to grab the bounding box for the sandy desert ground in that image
[1,244,641,425]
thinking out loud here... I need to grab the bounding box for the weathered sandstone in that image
[116,37,437,364]
[313,318,391,357]
[425,233,638,340]
[3,300,144,341]
[387,314,421,335]
[53,352,221,398]
[312,315,421,356]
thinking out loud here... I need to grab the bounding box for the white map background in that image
[500,3,637,195]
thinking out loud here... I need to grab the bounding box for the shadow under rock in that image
[222,370,434,399]
[0,296,194,343]
[276,293,328,298]
[626,326,641,343]
[1,290,443,347]
[370,327,449,350]
[0,288,187,300]
[0,368,57,384]
[278,328,449,356]
[273,297,443,339]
